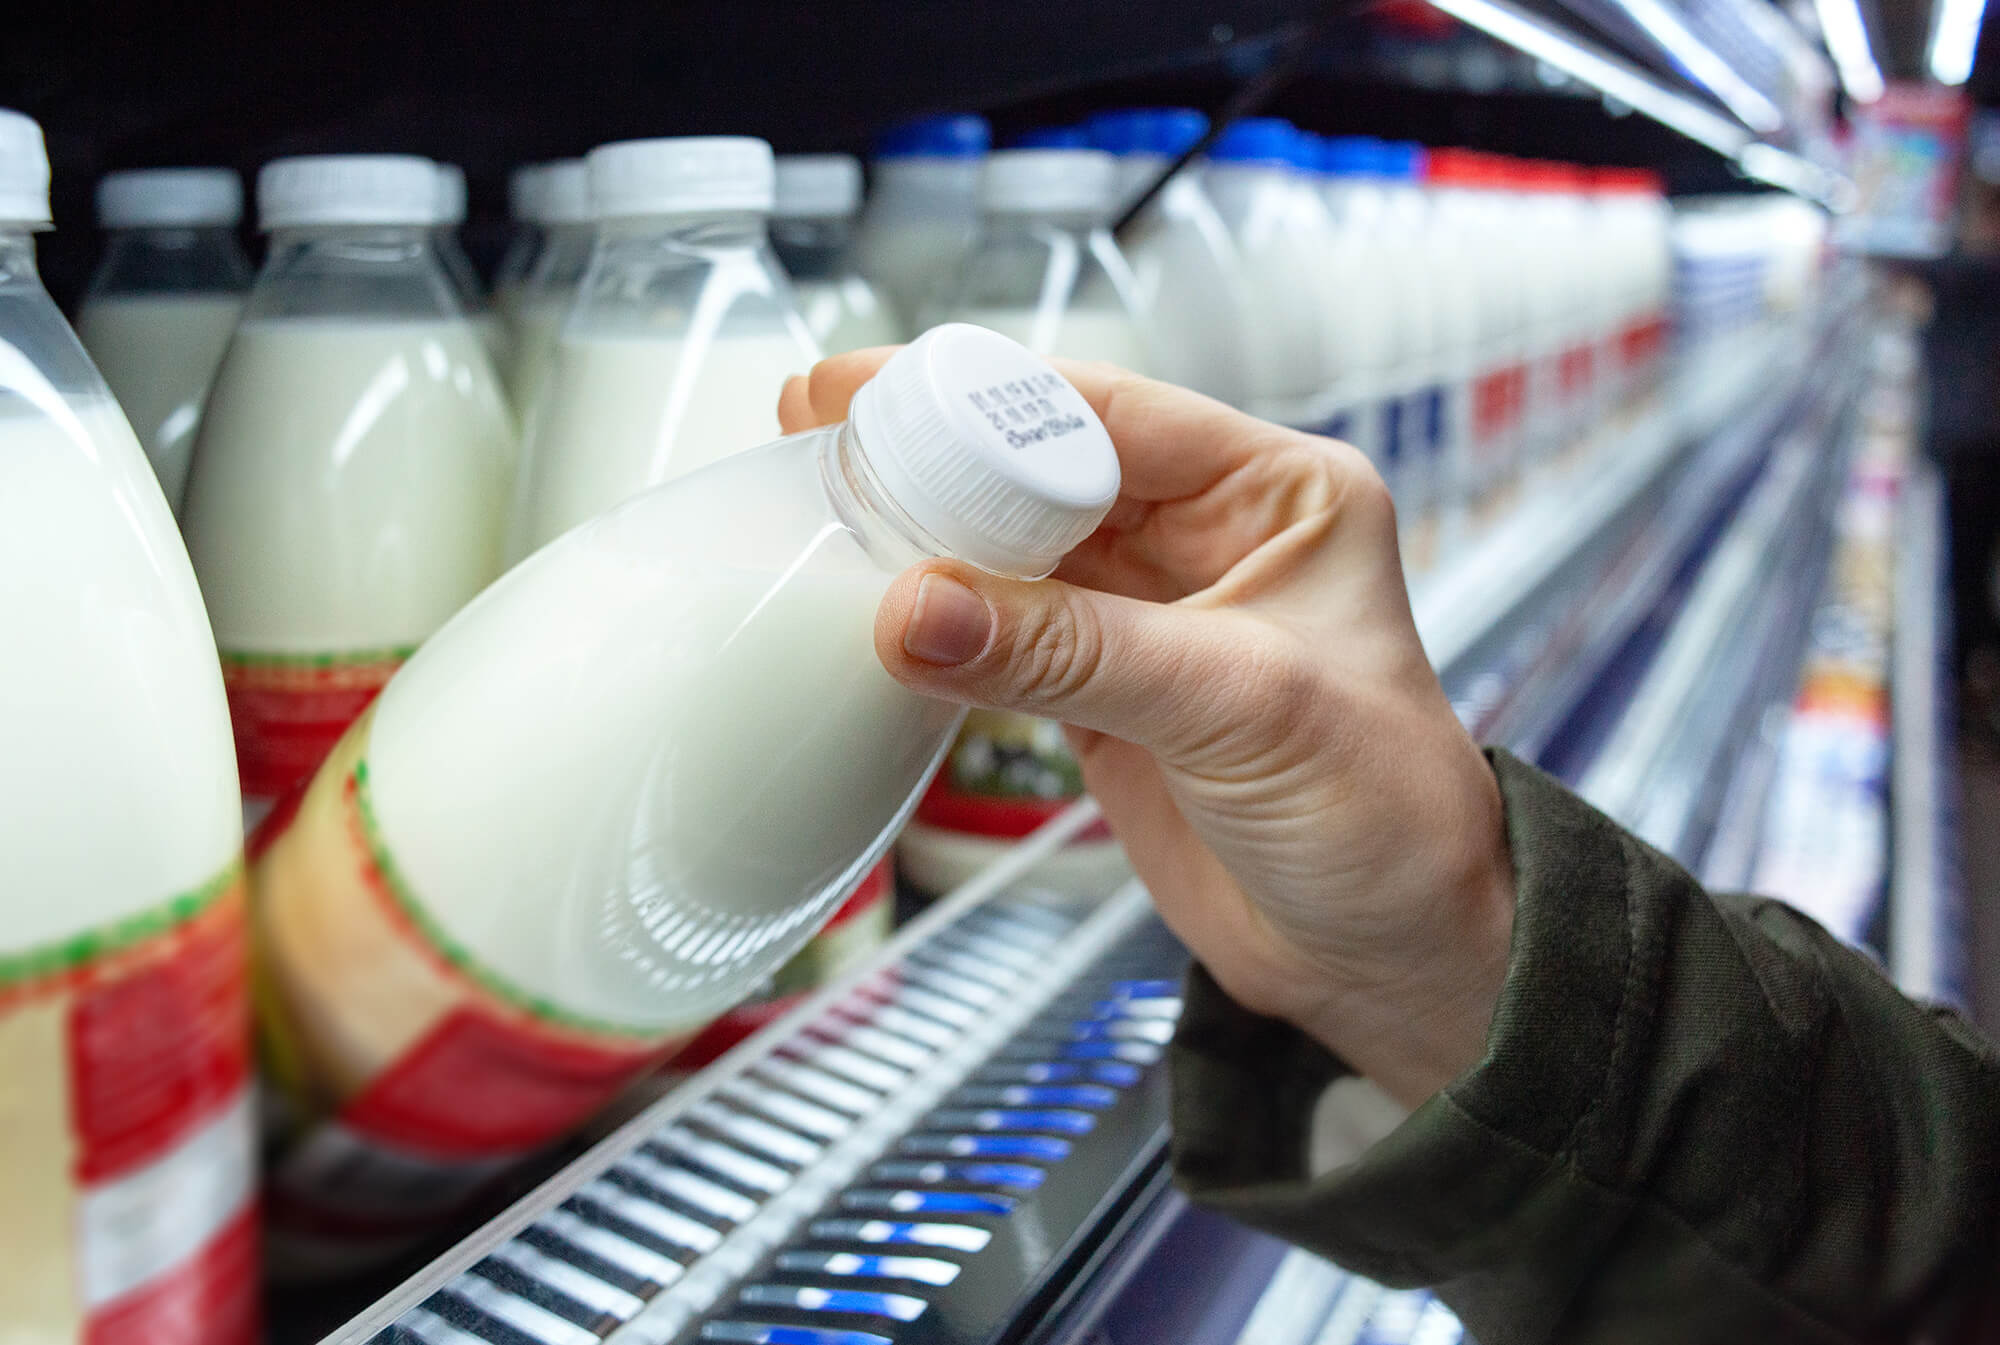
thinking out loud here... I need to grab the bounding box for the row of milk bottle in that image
[2,100,1128,1315]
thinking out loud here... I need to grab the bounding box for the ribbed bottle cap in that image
[0,109,52,225]
[97,168,242,228]
[540,159,592,223]
[434,163,468,225]
[774,154,861,217]
[258,155,441,230]
[979,149,1116,215]
[849,323,1120,578]
[588,137,774,218]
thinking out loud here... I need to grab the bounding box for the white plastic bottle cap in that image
[979,149,1117,216]
[507,163,546,223]
[850,323,1120,577]
[435,162,468,225]
[587,137,774,219]
[96,168,242,229]
[774,154,862,218]
[0,109,52,225]
[540,160,592,224]
[258,155,442,231]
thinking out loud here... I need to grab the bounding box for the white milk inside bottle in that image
[1313,136,1400,465]
[434,162,510,369]
[502,158,591,415]
[1370,142,1446,566]
[510,136,818,557]
[772,152,903,354]
[0,109,255,1345]
[1086,107,1253,407]
[852,114,989,330]
[75,167,250,516]
[494,162,549,327]
[249,323,1119,1260]
[181,154,515,811]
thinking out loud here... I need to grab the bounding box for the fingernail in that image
[905,574,993,667]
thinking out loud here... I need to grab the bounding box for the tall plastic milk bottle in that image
[0,110,256,1345]
[76,167,251,516]
[494,162,550,327]
[899,147,1147,899]
[248,323,1119,1263]
[181,155,515,816]
[1086,107,1253,407]
[502,158,591,414]
[434,161,511,369]
[510,136,818,556]
[1313,135,1400,467]
[852,114,989,330]
[1371,142,1448,567]
[772,153,904,354]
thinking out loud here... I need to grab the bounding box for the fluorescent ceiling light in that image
[1425,0,1752,155]
[1929,0,1988,84]
[1814,0,1885,101]
[1611,0,1786,131]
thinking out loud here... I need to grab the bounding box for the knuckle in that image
[1004,593,1104,708]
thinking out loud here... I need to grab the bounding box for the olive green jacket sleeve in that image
[1169,749,2000,1344]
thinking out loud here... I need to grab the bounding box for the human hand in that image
[779,354,1515,1107]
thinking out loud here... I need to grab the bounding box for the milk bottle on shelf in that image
[510,136,817,556]
[772,152,903,354]
[852,113,989,329]
[249,323,1118,1262]
[1203,119,1341,431]
[181,154,515,812]
[1086,107,1253,407]
[0,109,255,1345]
[1314,135,1400,466]
[76,167,250,515]
[502,158,591,415]
[434,162,510,368]
[494,162,550,326]
[1371,141,1447,566]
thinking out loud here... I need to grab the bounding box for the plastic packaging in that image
[181,154,516,809]
[1086,107,1253,407]
[248,322,1118,1263]
[509,136,818,557]
[852,114,989,329]
[495,162,551,325]
[0,109,256,1345]
[501,158,591,414]
[433,162,510,368]
[75,167,251,515]
[772,152,903,354]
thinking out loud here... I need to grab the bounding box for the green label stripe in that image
[349,759,666,1044]
[0,861,240,992]
[221,645,418,672]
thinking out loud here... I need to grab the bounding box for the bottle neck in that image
[598,211,767,247]
[870,158,984,205]
[249,224,458,322]
[0,227,41,290]
[769,213,856,280]
[980,206,1103,235]
[821,418,952,574]
[91,225,251,295]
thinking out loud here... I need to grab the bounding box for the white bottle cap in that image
[435,163,468,225]
[979,149,1117,216]
[541,159,592,224]
[850,323,1120,577]
[97,168,242,229]
[587,137,774,219]
[0,109,52,226]
[258,155,442,230]
[774,154,862,218]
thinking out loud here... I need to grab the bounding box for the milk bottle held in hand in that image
[76,167,250,515]
[181,155,515,811]
[510,136,817,556]
[250,323,1119,1256]
[0,110,256,1345]
[772,153,903,354]
[1085,107,1253,407]
[502,158,591,414]
[852,114,990,330]
[434,162,511,369]
[494,162,551,327]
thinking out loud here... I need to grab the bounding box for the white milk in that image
[511,328,811,553]
[184,316,513,653]
[794,276,903,354]
[952,306,1152,373]
[505,297,567,412]
[76,292,242,512]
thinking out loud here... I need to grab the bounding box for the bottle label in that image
[221,647,411,800]
[249,712,695,1255]
[1558,342,1595,400]
[0,864,258,1345]
[913,709,1109,841]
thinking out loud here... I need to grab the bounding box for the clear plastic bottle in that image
[181,154,516,809]
[1086,107,1253,407]
[510,136,818,557]
[249,322,1117,1258]
[852,114,990,330]
[1370,142,1446,566]
[75,168,251,516]
[0,109,255,1345]
[1313,135,1398,465]
[502,158,591,414]
[772,152,903,354]
[434,161,510,368]
[494,161,550,325]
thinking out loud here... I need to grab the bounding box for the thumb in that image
[875,559,1273,761]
